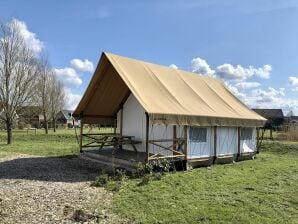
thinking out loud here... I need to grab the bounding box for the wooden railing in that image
[148,138,186,160]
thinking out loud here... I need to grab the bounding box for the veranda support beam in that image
[184,126,187,160]
[237,127,241,161]
[120,104,124,135]
[145,112,149,162]
[80,118,83,153]
[173,125,177,152]
[256,127,260,152]
[213,126,217,164]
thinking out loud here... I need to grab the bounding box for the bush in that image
[136,162,153,178]
[138,175,151,186]
[91,174,109,187]
[152,172,162,181]
[113,168,128,181]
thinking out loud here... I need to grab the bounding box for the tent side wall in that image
[187,126,257,160]
[118,94,257,160]
[117,94,175,156]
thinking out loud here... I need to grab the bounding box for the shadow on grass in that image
[0,155,102,183]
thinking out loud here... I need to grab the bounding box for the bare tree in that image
[0,20,38,144]
[35,54,52,134]
[48,72,65,132]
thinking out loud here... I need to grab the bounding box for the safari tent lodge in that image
[73,52,266,169]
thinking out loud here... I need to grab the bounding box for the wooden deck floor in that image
[80,148,147,170]
[85,148,147,162]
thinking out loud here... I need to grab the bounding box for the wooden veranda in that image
[78,112,188,163]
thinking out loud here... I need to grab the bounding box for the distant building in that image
[252,109,284,128]
[286,116,298,125]
[56,110,79,127]
[17,106,44,128]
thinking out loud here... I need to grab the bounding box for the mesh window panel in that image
[190,127,207,142]
[241,128,253,140]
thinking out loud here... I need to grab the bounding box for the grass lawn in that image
[113,141,298,224]
[0,129,80,157]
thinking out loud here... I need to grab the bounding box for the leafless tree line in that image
[0,20,65,144]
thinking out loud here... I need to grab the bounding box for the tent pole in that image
[237,127,241,161]
[80,118,83,153]
[173,125,177,152]
[213,126,217,164]
[145,112,149,163]
[120,104,124,135]
[256,127,260,153]
[184,125,188,168]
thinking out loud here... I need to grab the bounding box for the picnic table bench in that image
[82,133,141,152]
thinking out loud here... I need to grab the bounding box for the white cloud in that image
[53,67,82,86]
[289,76,298,86]
[9,18,44,54]
[235,81,261,90]
[70,59,94,73]
[226,84,298,115]
[216,64,254,80]
[191,56,271,81]
[255,65,272,79]
[216,64,271,81]
[53,58,94,87]
[169,64,178,69]
[64,88,82,110]
[191,57,215,77]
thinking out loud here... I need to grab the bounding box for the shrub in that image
[152,172,162,181]
[136,162,153,178]
[138,175,151,186]
[91,174,109,187]
[113,168,128,181]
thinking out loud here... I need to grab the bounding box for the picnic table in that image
[82,133,141,152]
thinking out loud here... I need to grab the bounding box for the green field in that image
[0,129,80,157]
[0,129,297,223]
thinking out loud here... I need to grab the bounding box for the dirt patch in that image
[0,154,126,223]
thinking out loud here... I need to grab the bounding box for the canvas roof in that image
[73,52,266,127]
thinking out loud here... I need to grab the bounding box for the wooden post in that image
[173,125,177,153]
[256,127,260,153]
[270,128,273,140]
[120,105,124,135]
[80,118,83,153]
[237,127,241,161]
[213,126,217,164]
[145,112,149,162]
[183,126,187,160]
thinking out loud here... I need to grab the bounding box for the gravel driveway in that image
[0,154,124,223]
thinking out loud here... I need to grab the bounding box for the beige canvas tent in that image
[73,52,266,168]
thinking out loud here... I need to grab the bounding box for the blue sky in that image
[0,0,298,114]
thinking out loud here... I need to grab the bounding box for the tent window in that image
[190,127,207,142]
[241,128,253,140]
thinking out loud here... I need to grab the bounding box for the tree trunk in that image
[43,111,48,134]
[6,120,12,144]
[53,117,56,132]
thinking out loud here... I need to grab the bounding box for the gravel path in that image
[0,154,125,223]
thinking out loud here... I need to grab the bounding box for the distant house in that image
[17,106,44,128]
[56,110,78,127]
[287,116,298,125]
[252,109,284,128]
